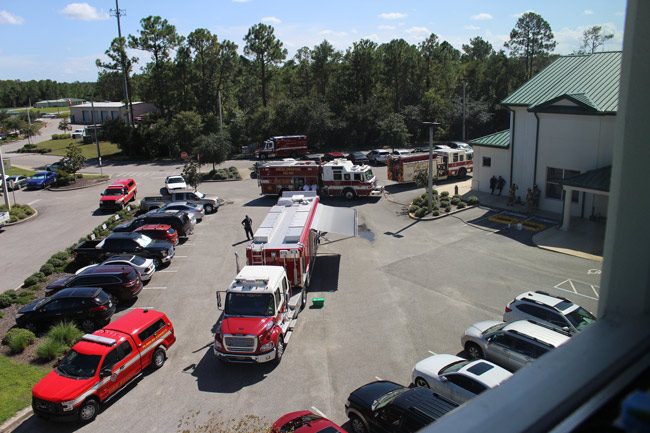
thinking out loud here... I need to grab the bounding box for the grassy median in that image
[34,138,121,159]
[0,355,49,423]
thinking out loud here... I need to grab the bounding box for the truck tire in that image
[204,204,214,214]
[152,346,166,370]
[458,167,467,178]
[78,398,99,423]
[343,188,356,201]
[300,289,307,311]
[274,338,284,364]
[349,415,368,433]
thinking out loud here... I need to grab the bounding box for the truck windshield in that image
[225,293,275,316]
[364,170,374,181]
[56,350,101,379]
[134,234,153,247]
[102,188,122,196]
[194,191,205,199]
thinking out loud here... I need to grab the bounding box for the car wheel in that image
[204,204,214,214]
[80,319,96,333]
[153,258,162,269]
[78,398,99,423]
[343,188,356,201]
[152,346,166,370]
[274,338,284,364]
[349,415,368,433]
[414,376,430,388]
[466,342,484,359]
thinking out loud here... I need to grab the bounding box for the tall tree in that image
[380,39,419,112]
[95,37,137,123]
[581,26,614,53]
[505,12,557,79]
[243,23,287,107]
[378,113,410,150]
[128,16,183,117]
[345,39,378,104]
[311,40,337,99]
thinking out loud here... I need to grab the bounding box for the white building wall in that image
[535,113,616,215]
[471,146,511,193]
[511,107,537,198]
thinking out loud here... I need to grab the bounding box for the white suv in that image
[504,291,596,334]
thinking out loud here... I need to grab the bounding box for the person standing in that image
[489,175,497,195]
[497,176,506,196]
[526,188,534,214]
[507,183,518,206]
[242,215,254,240]
[532,184,541,209]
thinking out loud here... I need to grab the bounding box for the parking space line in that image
[554,278,599,301]
[158,270,177,273]
[311,407,327,418]
[27,199,41,205]
[375,376,383,381]
[175,255,188,258]
[568,280,577,293]
[428,350,436,355]
[143,286,167,290]
[590,284,599,298]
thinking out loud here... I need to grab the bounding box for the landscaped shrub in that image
[445,206,451,213]
[3,328,36,354]
[467,196,479,205]
[457,202,467,209]
[39,263,55,276]
[409,205,419,214]
[414,208,428,218]
[451,197,461,205]
[15,291,36,305]
[36,339,67,361]
[0,293,13,308]
[52,251,71,261]
[440,191,450,198]
[22,276,38,288]
[47,322,83,347]
[440,200,450,208]
[47,257,66,270]
[432,210,440,216]
[51,133,71,140]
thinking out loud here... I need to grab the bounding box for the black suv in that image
[16,287,115,332]
[114,212,193,238]
[345,381,457,433]
[45,264,143,302]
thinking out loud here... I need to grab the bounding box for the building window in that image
[546,167,579,202]
[482,157,491,167]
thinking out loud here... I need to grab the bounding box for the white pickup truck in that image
[0,211,9,228]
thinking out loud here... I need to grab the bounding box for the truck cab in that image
[320,159,382,199]
[214,266,301,364]
[99,178,137,211]
[32,308,175,423]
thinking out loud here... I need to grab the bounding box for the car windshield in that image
[439,359,471,375]
[168,177,184,184]
[371,387,410,411]
[102,188,122,196]
[565,307,596,331]
[364,170,374,181]
[483,322,506,335]
[278,414,323,432]
[33,173,47,179]
[194,191,205,198]
[134,234,153,247]
[129,256,146,266]
[225,293,275,316]
[56,350,101,379]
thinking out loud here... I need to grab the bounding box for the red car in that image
[99,178,137,211]
[272,411,346,433]
[134,224,179,246]
[32,308,176,423]
[324,151,346,161]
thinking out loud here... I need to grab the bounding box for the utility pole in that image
[0,144,10,209]
[26,98,33,146]
[462,82,467,142]
[422,121,440,213]
[110,0,133,126]
[89,97,102,175]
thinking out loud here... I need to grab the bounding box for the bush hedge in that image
[39,263,55,276]
[36,339,67,361]
[457,202,467,209]
[3,328,36,354]
[51,133,71,140]
[47,322,83,347]
[467,196,479,205]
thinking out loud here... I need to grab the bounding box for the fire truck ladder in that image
[249,247,265,265]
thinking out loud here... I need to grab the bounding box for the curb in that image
[3,208,38,226]
[408,204,478,221]
[0,407,32,433]
[534,243,603,262]
[201,178,242,183]
[48,177,110,192]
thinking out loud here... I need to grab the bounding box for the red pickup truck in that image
[99,178,137,211]
[32,308,175,423]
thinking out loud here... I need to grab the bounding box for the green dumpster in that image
[312,297,325,308]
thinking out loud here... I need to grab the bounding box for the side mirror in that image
[99,368,112,378]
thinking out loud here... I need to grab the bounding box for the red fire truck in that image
[387,148,473,183]
[257,158,383,200]
[255,135,308,160]
[214,192,357,363]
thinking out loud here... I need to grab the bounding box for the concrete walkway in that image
[462,188,605,261]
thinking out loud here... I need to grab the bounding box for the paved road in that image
[9,162,600,432]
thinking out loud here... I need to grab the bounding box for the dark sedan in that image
[16,287,115,333]
[46,264,143,302]
[345,380,457,433]
[347,151,370,165]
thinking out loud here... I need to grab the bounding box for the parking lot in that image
[9,162,601,432]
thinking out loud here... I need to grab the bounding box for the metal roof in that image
[561,166,611,192]
[502,52,621,113]
[469,130,510,149]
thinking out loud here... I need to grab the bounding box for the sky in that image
[0,0,627,82]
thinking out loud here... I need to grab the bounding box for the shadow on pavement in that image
[188,347,276,393]
[383,219,420,239]
[309,254,340,293]
[243,196,276,207]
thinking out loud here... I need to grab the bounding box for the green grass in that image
[34,138,121,159]
[0,355,49,423]
[3,161,35,177]
[3,106,70,115]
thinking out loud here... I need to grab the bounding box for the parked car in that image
[155,208,197,226]
[442,141,473,151]
[98,178,137,211]
[347,151,370,165]
[461,319,570,371]
[156,201,204,222]
[5,175,28,190]
[133,224,179,246]
[411,354,512,404]
[323,151,346,161]
[0,211,9,228]
[301,153,325,163]
[271,410,346,433]
[26,171,57,189]
[45,264,143,302]
[31,308,175,423]
[15,287,115,333]
[367,149,391,165]
[504,290,596,335]
[45,160,65,172]
[345,380,457,433]
[114,212,194,238]
[76,255,156,282]
[41,113,57,119]
[73,232,175,267]
[165,175,187,192]
[392,149,414,157]
[71,128,85,139]
[139,189,221,214]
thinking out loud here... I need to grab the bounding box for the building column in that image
[561,187,573,231]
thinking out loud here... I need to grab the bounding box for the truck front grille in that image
[32,397,61,414]
[223,335,257,353]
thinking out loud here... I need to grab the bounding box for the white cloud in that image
[364,33,380,41]
[584,9,594,16]
[554,23,623,54]
[62,3,108,21]
[471,13,493,21]
[484,30,510,49]
[378,25,396,30]
[404,26,430,41]
[0,10,24,25]
[319,29,347,37]
[261,16,281,25]
[512,10,535,18]
[379,12,406,20]
[464,25,480,31]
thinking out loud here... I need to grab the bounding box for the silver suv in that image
[461,320,570,371]
[504,291,596,334]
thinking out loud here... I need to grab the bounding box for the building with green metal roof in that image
[469,51,619,228]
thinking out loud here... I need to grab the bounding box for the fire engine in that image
[214,192,357,363]
[255,135,308,160]
[387,148,473,183]
[257,158,383,200]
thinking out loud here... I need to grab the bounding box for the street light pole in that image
[89,97,102,175]
[422,121,440,213]
[0,144,11,210]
